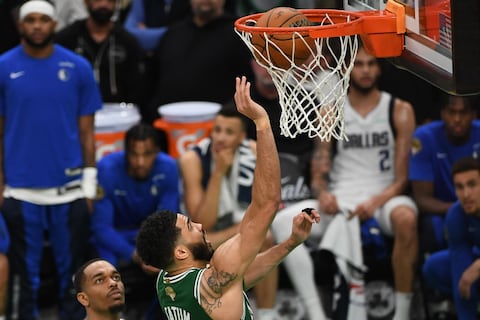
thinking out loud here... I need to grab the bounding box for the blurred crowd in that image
[0,0,479,320]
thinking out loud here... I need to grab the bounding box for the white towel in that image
[217,148,250,224]
[320,212,367,320]
[217,148,241,220]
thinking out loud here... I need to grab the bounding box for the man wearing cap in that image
[0,1,102,319]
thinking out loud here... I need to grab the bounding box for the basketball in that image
[252,7,315,70]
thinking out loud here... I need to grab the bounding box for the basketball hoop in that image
[234,0,405,141]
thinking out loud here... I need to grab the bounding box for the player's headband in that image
[19,0,56,21]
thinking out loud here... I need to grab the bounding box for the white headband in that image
[19,0,56,21]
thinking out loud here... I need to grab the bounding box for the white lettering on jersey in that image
[343,131,390,149]
[238,142,255,186]
[281,176,310,201]
[164,306,191,320]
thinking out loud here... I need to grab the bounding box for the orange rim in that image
[234,9,365,36]
[234,0,406,57]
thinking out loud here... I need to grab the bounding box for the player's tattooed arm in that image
[200,268,237,314]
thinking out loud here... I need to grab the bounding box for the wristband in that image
[81,167,98,199]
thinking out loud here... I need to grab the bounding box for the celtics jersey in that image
[157,268,254,320]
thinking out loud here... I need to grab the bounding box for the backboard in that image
[343,0,480,95]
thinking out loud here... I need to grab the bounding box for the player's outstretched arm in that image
[197,77,280,319]
[208,76,281,281]
[244,208,320,289]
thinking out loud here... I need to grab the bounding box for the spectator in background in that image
[409,94,480,318]
[234,0,317,16]
[123,0,190,51]
[91,123,179,266]
[422,157,480,320]
[0,1,102,319]
[56,0,145,106]
[123,0,191,123]
[145,0,253,124]
[91,123,177,318]
[178,103,279,320]
[52,0,88,31]
[409,94,480,256]
[73,258,126,320]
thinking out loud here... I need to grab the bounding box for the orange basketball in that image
[252,7,315,70]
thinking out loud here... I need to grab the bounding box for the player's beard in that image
[189,240,214,262]
[22,32,54,49]
[349,77,377,95]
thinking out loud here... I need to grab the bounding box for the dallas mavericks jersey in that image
[329,92,395,201]
[157,268,253,320]
[0,45,101,187]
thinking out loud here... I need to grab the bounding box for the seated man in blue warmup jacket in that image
[91,123,180,265]
[409,94,480,254]
[423,157,480,320]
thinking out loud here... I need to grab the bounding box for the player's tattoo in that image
[200,268,237,314]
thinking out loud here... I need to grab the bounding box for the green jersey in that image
[157,268,254,320]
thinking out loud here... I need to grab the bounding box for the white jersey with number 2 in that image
[329,91,396,205]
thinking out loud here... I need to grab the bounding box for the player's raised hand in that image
[234,76,268,126]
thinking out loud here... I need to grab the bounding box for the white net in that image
[235,14,359,141]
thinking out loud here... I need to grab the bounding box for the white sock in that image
[256,308,277,320]
[284,248,328,320]
[392,292,413,320]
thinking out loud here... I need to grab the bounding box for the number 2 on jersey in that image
[379,149,391,172]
